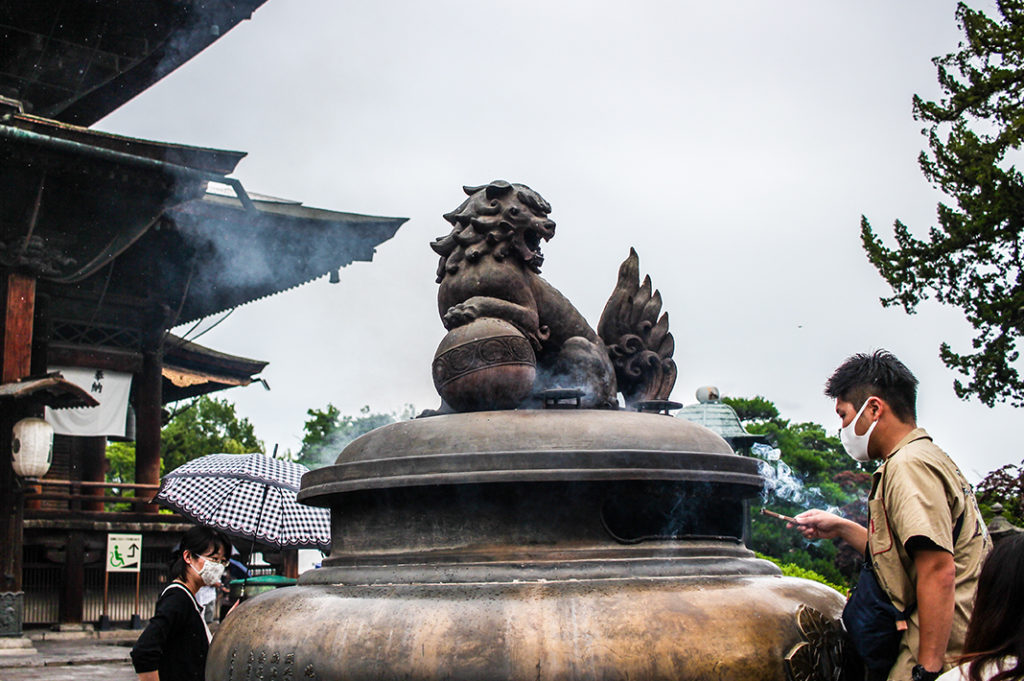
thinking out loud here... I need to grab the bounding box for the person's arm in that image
[913,546,956,673]
[137,672,159,681]
[791,509,868,555]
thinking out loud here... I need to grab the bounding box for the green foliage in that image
[161,396,263,473]
[103,441,138,511]
[295,404,415,470]
[301,404,342,452]
[105,396,263,484]
[976,457,1024,526]
[722,395,779,423]
[736,397,873,589]
[861,1,1024,407]
[106,441,136,485]
[755,553,847,594]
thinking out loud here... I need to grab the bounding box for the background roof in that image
[0,0,268,125]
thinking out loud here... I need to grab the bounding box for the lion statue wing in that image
[597,248,677,407]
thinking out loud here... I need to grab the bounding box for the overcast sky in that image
[99,0,1018,481]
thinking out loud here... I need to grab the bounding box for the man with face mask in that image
[793,350,990,681]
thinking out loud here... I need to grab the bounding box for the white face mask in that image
[840,399,878,463]
[191,555,226,586]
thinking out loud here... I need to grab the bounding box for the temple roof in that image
[0,0,270,125]
[6,112,247,174]
[164,190,405,324]
[162,334,268,403]
[675,390,769,451]
[0,373,100,409]
[1,113,406,332]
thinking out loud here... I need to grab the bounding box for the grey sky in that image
[100,1,1018,481]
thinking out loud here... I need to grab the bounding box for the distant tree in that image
[161,396,263,473]
[861,1,1024,407]
[721,395,779,423]
[730,396,874,588]
[295,404,415,470]
[104,441,138,510]
[107,396,263,484]
[106,441,136,485]
[975,457,1024,526]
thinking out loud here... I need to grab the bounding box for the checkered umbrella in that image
[155,453,330,551]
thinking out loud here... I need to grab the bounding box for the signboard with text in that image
[106,533,142,573]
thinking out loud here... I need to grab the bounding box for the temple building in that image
[1,1,405,640]
[675,386,770,453]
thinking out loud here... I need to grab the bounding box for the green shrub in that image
[755,552,847,595]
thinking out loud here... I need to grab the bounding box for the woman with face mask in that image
[131,525,232,681]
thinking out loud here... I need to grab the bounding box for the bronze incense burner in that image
[207,182,850,681]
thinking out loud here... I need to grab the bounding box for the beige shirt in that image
[868,428,991,681]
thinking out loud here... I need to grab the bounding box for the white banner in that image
[45,367,132,437]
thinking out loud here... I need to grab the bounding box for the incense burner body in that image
[207,410,850,681]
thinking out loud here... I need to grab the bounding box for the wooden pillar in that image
[2,272,35,382]
[59,532,84,625]
[134,349,162,513]
[0,272,35,636]
[81,437,108,512]
[56,440,86,625]
[0,412,22,592]
[281,550,299,579]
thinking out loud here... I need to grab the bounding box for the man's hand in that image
[913,547,955,673]
[791,509,868,555]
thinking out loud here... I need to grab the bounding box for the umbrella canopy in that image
[155,453,330,551]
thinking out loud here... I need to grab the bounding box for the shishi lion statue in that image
[430,180,676,412]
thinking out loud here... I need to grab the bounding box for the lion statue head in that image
[431,180,556,282]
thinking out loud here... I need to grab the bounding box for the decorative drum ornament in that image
[11,417,54,478]
[432,317,536,411]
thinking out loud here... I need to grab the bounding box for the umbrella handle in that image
[243,484,271,599]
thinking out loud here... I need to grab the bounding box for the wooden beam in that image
[2,272,36,383]
[47,343,143,374]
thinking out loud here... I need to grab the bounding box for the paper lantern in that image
[11,417,53,478]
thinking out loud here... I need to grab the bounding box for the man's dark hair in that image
[824,350,918,422]
[169,525,231,580]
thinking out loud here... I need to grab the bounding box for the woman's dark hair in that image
[958,533,1024,681]
[824,349,918,422]
[169,525,232,580]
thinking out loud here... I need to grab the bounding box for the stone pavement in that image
[0,629,140,681]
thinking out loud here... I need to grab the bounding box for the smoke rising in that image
[297,405,415,470]
[751,442,838,514]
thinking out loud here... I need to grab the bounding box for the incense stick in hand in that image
[760,508,801,524]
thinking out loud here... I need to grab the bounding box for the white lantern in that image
[11,417,54,478]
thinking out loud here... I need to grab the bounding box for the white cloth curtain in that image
[44,366,132,437]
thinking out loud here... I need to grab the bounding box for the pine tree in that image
[861,1,1024,406]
